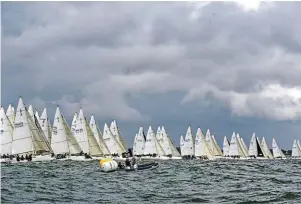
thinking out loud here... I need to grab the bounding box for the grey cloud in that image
[2,2,301,148]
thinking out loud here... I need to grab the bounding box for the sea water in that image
[1,159,301,203]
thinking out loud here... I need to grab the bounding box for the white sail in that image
[240,137,249,156]
[35,111,40,121]
[110,120,127,152]
[1,107,13,154]
[51,107,70,154]
[70,112,77,135]
[183,126,194,156]
[6,104,15,125]
[144,126,164,155]
[292,140,301,157]
[222,136,230,156]
[248,134,257,156]
[180,135,185,155]
[133,127,145,155]
[236,133,249,157]
[156,126,162,141]
[229,132,244,157]
[297,140,301,151]
[205,129,221,156]
[61,115,82,155]
[205,129,211,141]
[195,128,214,158]
[162,126,180,157]
[261,137,274,159]
[89,115,110,155]
[12,97,51,155]
[212,135,223,156]
[74,109,103,156]
[39,108,52,143]
[272,138,286,158]
[132,133,137,155]
[103,123,123,155]
[28,105,34,120]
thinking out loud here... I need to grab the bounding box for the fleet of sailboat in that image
[1,97,299,163]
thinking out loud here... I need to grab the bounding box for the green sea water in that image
[1,159,301,203]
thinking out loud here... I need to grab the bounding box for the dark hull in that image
[124,162,159,171]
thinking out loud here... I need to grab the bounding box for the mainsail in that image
[6,104,15,125]
[103,123,123,155]
[70,112,77,135]
[292,140,301,157]
[180,135,185,155]
[161,126,180,157]
[1,107,13,154]
[89,115,110,155]
[212,135,223,156]
[261,137,274,159]
[110,120,127,152]
[39,108,52,143]
[133,127,146,155]
[74,109,103,156]
[183,126,194,156]
[194,128,214,158]
[272,138,286,158]
[51,107,82,155]
[229,132,244,157]
[144,126,165,156]
[222,136,230,156]
[12,97,52,155]
[236,133,248,157]
[51,107,71,154]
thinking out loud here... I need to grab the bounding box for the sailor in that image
[125,158,131,167]
[118,162,124,169]
[29,154,32,161]
[20,155,24,161]
[132,157,136,165]
[16,155,20,161]
[25,154,29,161]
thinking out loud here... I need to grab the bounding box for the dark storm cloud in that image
[2,2,301,148]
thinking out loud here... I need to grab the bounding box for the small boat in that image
[124,162,159,171]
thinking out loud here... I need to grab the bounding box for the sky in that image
[1,1,301,149]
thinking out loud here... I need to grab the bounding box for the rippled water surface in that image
[1,159,301,203]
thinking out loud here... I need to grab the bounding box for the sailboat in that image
[205,129,222,157]
[261,137,274,159]
[182,127,195,157]
[291,140,301,159]
[73,109,103,158]
[237,135,248,157]
[102,123,124,156]
[143,126,165,159]
[51,106,84,160]
[6,104,15,125]
[236,133,248,158]
[272,138,286,159]
[11,97,53,162]
[0,107,14,163]
[110,120,127,153]
[133,127,146,156]
[39,108,52,143]
[161,126,181,159]
[89,115,111,156]
[228,132,245,159]
[222,136,230,157]
[248,134,268,159]
[212,135,223,157]
[194,128,214,160]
